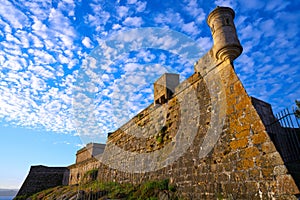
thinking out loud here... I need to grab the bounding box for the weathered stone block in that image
[261,167,274,179]
[251,120,265,132]
[255,152,283,171]
[223,162,233,171]
[232,171,248,182]
[268,152,284,166]
[235,129,249,139]
[230,138,248,150]
[240,146,260,159]
[251,131,268,144]
[276,175,300,195]
[237,158,254,170]
[259,181,277,197]
[210,164,217,172]
[223,182,239,194]
[217,173,230,182]
[273,165,288,176]
[245,181,259,194]
[248,169,261,180]
[276,194,298,200]
[262,141,277,154]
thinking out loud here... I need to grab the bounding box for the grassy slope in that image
[14,179,180,200]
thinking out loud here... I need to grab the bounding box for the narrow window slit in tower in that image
[226,18,230,25]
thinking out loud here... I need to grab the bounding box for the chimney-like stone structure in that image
[207,6,242,62]
[154,73,179,105]
[76,143,106,163]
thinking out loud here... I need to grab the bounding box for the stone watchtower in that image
[207,6,242,62]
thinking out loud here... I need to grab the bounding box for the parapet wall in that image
[68,158,100,185]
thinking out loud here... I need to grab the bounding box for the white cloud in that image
[30,75,47,91]
[2,55,24,71]
[127,0,137,4]
[45,100,62,113]
[123,16,143,27]
[48,8,77,48]
[259,19,276,37]
[112,24,122,30]
[67,59,78,69]
[154,10,184,27]
[214,0,237,8]
[196,37,212,52]
[0,65,77,133]
[23,1,51,21]
[28,65,55,79]
[87,4,111,29]
[82,37,93,48]
[181,21,200,36]
[117,6,129,18]
[32,16,47,32]
[5,33,21,44]
[76,143,85,148]
[102,74,110,81]
[235,54,255,74]
[15,30,30,48]
[0,1,29,29]
[29,33,44,48]
[136,50,156,62]
[58,54,70,64]
[58,0,76,17]
[237,0,265,10]
[124,63,141,72]
[183,0,205,24]
[136,1,147,12]
[265,0,290,11]
[153,9,202,37]
[31,50,55,65]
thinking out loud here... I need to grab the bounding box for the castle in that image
[17,7,300,199]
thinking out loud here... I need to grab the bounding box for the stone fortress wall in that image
[16,165,68,197]
[67,6,299,199]
[17,6,300,199]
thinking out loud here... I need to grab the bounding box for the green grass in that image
[21,179,178,200]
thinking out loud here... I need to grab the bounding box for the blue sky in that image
[0,0,299,189]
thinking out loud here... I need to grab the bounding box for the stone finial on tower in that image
[207,6,243,62]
